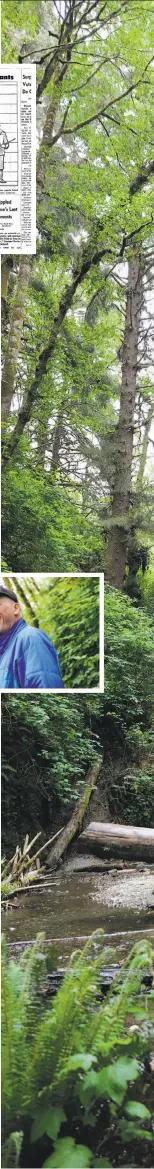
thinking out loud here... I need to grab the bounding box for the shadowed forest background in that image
[1,0,154,598]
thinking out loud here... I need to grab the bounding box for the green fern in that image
[91,940,154,1056]
[1,1131,23,1168]
[1,932,46,1133]
[1,931,154,1167]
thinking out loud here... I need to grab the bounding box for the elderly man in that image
[0,585,64,689]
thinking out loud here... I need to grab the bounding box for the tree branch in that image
[130,159,154,197]
[52,64,154,139]
[3,243,112,462]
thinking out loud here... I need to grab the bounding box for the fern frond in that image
[2,930,154,1150]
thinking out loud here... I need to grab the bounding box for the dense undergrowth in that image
[1,582,154,853]
[2,932,154,1168]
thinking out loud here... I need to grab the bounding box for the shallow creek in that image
[2,869,154,967]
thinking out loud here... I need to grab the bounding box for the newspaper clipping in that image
[0,64,36,254]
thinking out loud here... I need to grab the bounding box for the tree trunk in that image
[106,253,143,589]
[81,462,90,514]
[1,257,32,420]
[1,258,14,328]
[51,397,66,470]
[35,413,50,470]
[79,820,154,861]
[36,75,63,189]
[136,402,154,492]
[47,760,102,868]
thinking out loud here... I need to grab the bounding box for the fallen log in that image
[47,760,102,868]
[44,965,121,1000]
[44,964,153,1000]
[78,821,154,862]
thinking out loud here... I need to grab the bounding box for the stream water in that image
[2,871,154,967]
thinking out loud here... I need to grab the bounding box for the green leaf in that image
[78,1068,97,1106]
[43,1137,92,1167]
[119,1119,152,1142]
[96,1058,140,1105]
[125,1101,151,1120]
[31,1107,66,1143]
[95,1161,112,1167]
[66,1053,96,1072]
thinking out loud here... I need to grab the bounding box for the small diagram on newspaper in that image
[0,64,36,254]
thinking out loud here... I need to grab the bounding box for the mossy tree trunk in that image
[1,257,33,421]
[47,760,102,868]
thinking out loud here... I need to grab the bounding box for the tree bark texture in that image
[36,75,63,188]
[106,253,143,589]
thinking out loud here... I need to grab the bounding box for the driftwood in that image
[1,832,42,881]
[47,761,102,869]
[78,821,154,862]
[1,828,65,891]
[23,826,64,869]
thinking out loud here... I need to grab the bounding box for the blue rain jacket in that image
[0,619,64,689]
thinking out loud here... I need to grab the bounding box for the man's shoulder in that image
[16,623,53,650]
[16,622,39,644]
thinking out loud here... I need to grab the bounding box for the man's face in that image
[0,597,20,633]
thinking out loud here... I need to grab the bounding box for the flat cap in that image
[0,584,18,603]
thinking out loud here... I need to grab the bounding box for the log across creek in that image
[4,946,154,999]
[78,821,154,861]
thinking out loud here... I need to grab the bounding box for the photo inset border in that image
[0,572,104,693]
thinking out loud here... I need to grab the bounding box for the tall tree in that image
[1,0,154,586]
